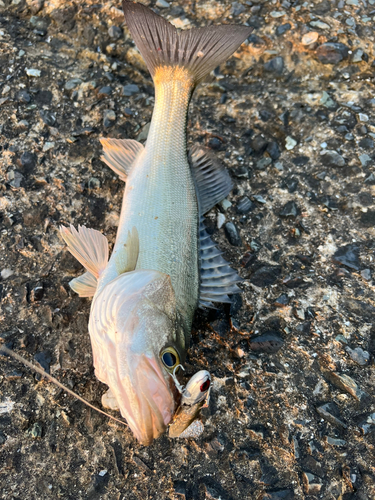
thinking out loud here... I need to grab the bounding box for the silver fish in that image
[60,0,250,445]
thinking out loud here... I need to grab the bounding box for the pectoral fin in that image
[115,226,139,275]
[100,138,144,180]
[60,225,109,279]
[69,271,97,297]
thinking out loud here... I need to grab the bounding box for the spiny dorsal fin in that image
[122,0,252,84]
[69,271,97,297]
[100,138,144,180]
[114,226,139,275]
[189,146,232,216]
[199,218,241,309]
[60,225,109,279]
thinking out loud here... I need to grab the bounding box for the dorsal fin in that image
[100,138,144,180]
[188,146,232,216]
[198,218,241,309]
[60,225,109,279]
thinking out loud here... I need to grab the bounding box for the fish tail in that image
[122,0,252,85]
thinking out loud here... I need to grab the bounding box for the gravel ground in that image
[1,0,375,499]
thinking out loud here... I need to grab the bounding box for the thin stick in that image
[0,345,128,428]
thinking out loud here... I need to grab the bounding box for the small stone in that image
[42,142,55,152]
[156,0,170,8]
[276,23,291,36]
[250,332,284,353]
[359,113,369,122]
[359,138,374,150]
[352,48,365,63]
[361,269,371,280]
[98,86,112,97]
[219,199,232,211]
[270,11,286,17]
[316,43,349,64]
[20,151,37,173]
[122,84,140,96]
[310,20,330,30]
[359,154,372,167]
[285,136,297,150]
[253,194,267,204]
[208,137,222,150]
[103,109,116,128]
[313,379,330,399]
[346,347,370,366]
[250,265,281,287]
[1,268,14,279]
[327,437,346,446]
[34,351,51,374]
[320,91,336,109]
[26,422,43,439]
[256,157,272,170]
[108,25,122,39]
[279,201,299,218]
[274,294,289,307]
[16,90,31,103]
[40,110,56,126]
[230,2,246,15]
[264,56,284,75]
[26,68,41,77]
[2,85,10,95]
[326,372,368,401]
[217,212,225,229]
[224,222,242,246]
[88,177,101,190]
[321,150,345,167]
[0,431,6,445]
[65,78,82,90]
[316,402,347,429]
[136,122,150,141]
[236,196,254,214]
[301,32,319,48]
[332,243,360,270]
[267,141,281,160]
[173,481,187,499]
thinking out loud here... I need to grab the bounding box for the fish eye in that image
[160,347,180,371]
[200,379,210,392]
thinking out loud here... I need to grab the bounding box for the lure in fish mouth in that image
[60,1,251,444]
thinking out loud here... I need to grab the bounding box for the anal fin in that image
[100,138,144,180]
[60,225,109,279]
[199,218,242,309]
[115,226,139,275]
[69,271,97,297]
[189,146,232,216]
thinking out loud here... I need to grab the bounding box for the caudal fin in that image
[122,0,252,84]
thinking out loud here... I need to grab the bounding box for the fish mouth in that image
[116,353,176,445]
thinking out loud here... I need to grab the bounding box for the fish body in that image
[61,1,251,445]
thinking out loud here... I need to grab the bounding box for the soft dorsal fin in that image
[114,226,139,275]
[198,217,241,309]
[100,138,144,180]
[188,146,233,216]
[69,271,97,297]
[60,225,109,279]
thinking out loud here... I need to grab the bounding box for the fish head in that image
[90,269,185,445]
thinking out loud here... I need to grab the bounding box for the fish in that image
[60,0,251,445]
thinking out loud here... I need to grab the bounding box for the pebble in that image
[301,32,319,48]
[256,157,272,170]
[20,151,37,173]
[65,78,82,90]
[326,372,367,401]
[352,48,365,63]
[359,153,371,167]
[250,332,284,353]
[274,294,289,307]
[332,243,360,270]
[320,150,345,167]
[310,20,330,30]
[279,201,299,218]
[26,68,41,77]
[16,90,31,103]
[320,91,336,109]
[359,113,369,122]
[156,0,170,8]
[264,56,284,75]
[26,422,43,439]
[34,351,51,374]
[123,84,140,96]
[224,222,242,246]
[285,136,297,150]
[253,194,267,204]
[173,481,187,499]
[267,141,281,160]
[40,110,56,126]
[346,347,370,366]
[42,142,55,152]
[361,269,371,280]
[230,2,245,15]
[103,109,116,128]
[98,86,112,97]
[236,196,254,214]
[316,402,347,429]
[316,43,349,64]
[250,265,281,287]
[0,431,6,445]
[217,212,225,229]
[219,199,232,211]
[108,25,122,39]
[270,11,286,18]
[276,23,291,36]
[207,137,222,150]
